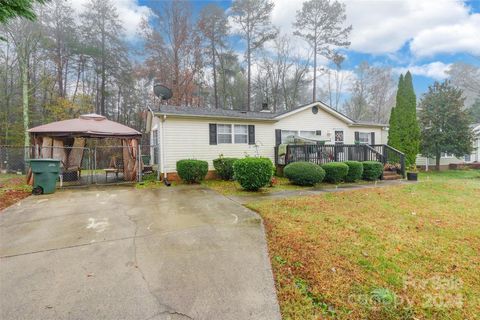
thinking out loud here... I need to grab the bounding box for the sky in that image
[84,0,480,97]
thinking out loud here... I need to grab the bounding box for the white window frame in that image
[217,124,232,144]
[234,125,248,144]
[334,129,344,144]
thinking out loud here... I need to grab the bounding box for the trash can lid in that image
[28,159,61,162]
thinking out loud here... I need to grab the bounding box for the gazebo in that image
[28,114,142,184]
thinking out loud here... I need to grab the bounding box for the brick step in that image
[382,170,402,180]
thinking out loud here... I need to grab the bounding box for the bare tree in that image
[446,62,480,107]
[255,34,310,111]
[198,4,229,109]
[142,1,202,106]
[293,0,352,102]
[230,0,277,111]
[343,62,396,123]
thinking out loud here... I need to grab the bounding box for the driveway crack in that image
[122,210,194,320]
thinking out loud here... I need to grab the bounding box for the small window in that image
[281,130,297,143]
[234,125,248,144]
[152,130,159,145]
[217,124,232,144]
[358,132,370,144]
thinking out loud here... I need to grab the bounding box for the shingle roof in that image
[154,105,278,120]
[153,102,388,127]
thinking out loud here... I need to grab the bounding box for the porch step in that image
[382,170,402,180]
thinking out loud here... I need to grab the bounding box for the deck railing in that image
[275,144,406,178]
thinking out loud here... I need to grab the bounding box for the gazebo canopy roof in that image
[28,114,142,138]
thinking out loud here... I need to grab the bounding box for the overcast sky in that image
[73,0,480,96]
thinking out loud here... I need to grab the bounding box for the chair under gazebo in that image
[27,114,142,185]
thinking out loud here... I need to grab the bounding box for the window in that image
[335,130,344,144]
[234,125,248,144]
[358,132,370,144]
[217,124,232,144]
[299,131,316,139]
[281,130,297,143]
[152,130,158,145]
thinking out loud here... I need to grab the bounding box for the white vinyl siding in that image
[161,117,274,172]
[274,106,384,145]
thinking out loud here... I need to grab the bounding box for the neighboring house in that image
[466,123,480,163]
[145,101,389,179]
[416,123,480,170]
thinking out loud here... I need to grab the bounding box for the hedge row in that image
[283,160,383,185]
[175,157,383,189]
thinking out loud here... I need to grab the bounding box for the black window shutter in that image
[354,131,359,143]
[275,129,282,145]
[370,132,375,145]
[248,125,255,145]
[315,130,322,136]
[209,123,217,145]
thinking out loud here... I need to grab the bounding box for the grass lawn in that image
[247,169,480,320]
[0,174,32,211]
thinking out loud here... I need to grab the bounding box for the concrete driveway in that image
[0,185,280,320]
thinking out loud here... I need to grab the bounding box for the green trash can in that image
[29,159,61,195]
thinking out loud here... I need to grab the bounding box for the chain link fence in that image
[1,144,162,187]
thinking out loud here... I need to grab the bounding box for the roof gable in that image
[274,101,355,124]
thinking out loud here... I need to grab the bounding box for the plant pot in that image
[407,172,418,181]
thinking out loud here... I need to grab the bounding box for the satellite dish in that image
[153,82,173,100]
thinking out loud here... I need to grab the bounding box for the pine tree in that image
[387,72,420,167]
[400,71,420,167]
[419,81,474,170]
[388,74,403,148]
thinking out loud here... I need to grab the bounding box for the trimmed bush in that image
[362,161,384,181]
[213,157,239,180]
[284,162,325,186]
[233,157,274,191]
[176,159,208,183]
[321,162,349,184]
[344,161,364,182]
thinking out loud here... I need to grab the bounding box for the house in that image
[466,123,480,163]
[416,123,480,170]
[145,101,391,180]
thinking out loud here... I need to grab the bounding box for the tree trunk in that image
[313,31,317,102]
[247,37,251,111]
[212,40,218,109]
[20,55,29,149]
[435,154,441,171]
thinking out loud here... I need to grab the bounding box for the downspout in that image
[160,114,170,186]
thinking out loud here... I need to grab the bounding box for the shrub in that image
[344,161,364,182]
[321,162,349,184]
[233,157,274,191]
[176,159,208,183]
[362,161,384,180]
[284,162,325,186]
[213,157,239,180]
